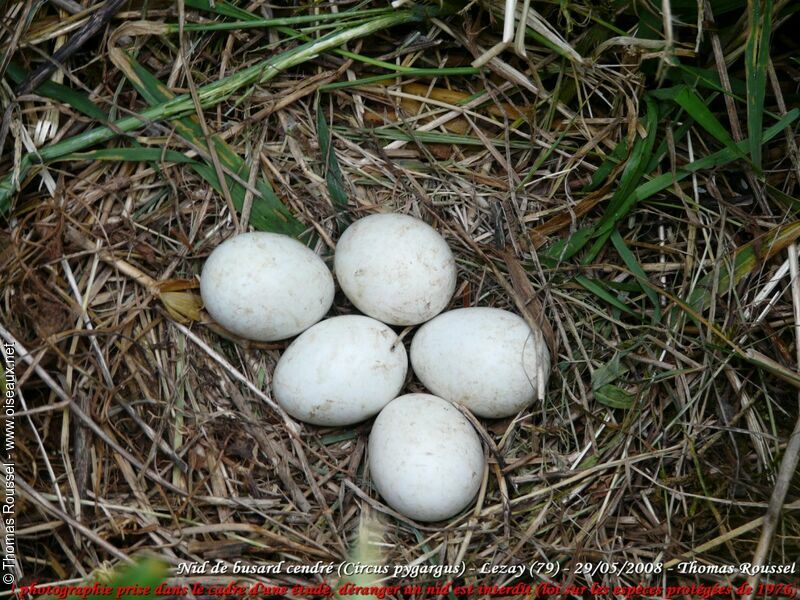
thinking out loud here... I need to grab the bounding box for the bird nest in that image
[1,0,799,596]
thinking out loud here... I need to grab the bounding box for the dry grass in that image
[2,0,800,597]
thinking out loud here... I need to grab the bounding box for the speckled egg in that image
[334,213,456,326]
[368,393,484,521]
[272,315,408,426]
[200,232,334,341]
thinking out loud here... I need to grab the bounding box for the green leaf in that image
[183,0,256,20]
[5,62,108,122]
[119,51,305,237]
[316,103,349,218]
[341,126,532,149]
[592,352,630,390]
[520,112,577,189]
[583,96,660,262]
[644,118,693,173]
[544,227,595,263]
[676,64,747,98]
[575,275,639,317]
[96,558,168,600]
[59,557,168,600]
[1,7,437,216]
[650,84,745,159]
[610,230,662,322]
[335,517,385,600]
[551,93,755,267]
[632,108,799,205]
[585,138,628,192]
[745,0,774,171]
[551,108,799,261]
[687,220,800,313]
[767,184,800,214]
[60,148,197,163]
[595,384,635,409]
[566,114,687,265]
[175,7,395,31]
[186,0,455,77]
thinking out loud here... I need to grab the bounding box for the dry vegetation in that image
[1,0,800,597]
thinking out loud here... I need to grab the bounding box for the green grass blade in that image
[676,64,747,97]
[595,97,660,231]
[542,226,595,264]
[176,5,394,30]
[650,84,745,159]
[316,103,349,213]
[575,274,639,317]
[644,118,693,173]
[585,138,628,192]
[1,8,438,217]
[542,109,797,266]
[767,184,800,214]
[183,0,256,20]
[94,557,168,600]
[319,67,480,91]
[60,148,197,163]
[187,0,462,77]
[583,96,660,262]
[592,351,630,389]
[745,0,773,172]
[5,63,108,122]
[595,384,635,409]
[633,108,799,203]
[59,556,168,600]
[591,108,798,254]
[335,515,385,600]
[520,112,577,190]
[687,220,800,313]
[117,51,304,236]
[610,230,662,322]
[341,126,531,149]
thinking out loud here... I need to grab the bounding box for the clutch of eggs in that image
[199,218,552,523]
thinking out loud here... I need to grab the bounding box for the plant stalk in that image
[0,7,442,213]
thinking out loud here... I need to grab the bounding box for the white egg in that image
[410,307,550,418]
[272,315,408,426]
[368,393,484,522]
[334,213,456,326]
[200,232,334,342]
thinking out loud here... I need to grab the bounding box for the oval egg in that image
[200,232,334,341]
[334,213,456,326]
[273,315,408,426]
[368,393,484,522]
[410,307,550,418]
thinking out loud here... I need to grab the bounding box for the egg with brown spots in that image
[368,393,484,521]
[334,213,456,326]
[272,315,408,426]
[200,232,334,341]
